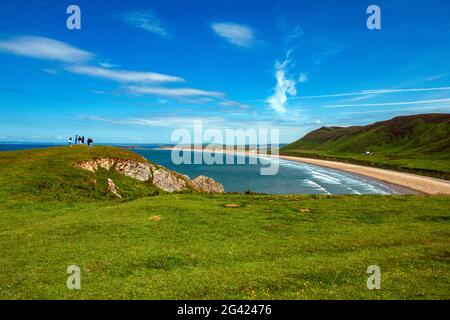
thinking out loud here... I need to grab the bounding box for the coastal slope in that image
[277,154,450,195]
[0,145,449,299]
[281,113,450,179]
[0,145,223,202]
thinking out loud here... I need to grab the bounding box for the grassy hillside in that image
[0,146,449,299]
[0,145,162,203]
[281,114,450,179]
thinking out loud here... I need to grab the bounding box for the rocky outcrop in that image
[75,158,224,194]
[152,168,187,193]
[115,160,155,182]
[107,178,121,198]
[190,175,225,193]
[97,158,115,171]
[77,160,98,173]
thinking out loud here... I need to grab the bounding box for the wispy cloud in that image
[298,72,309,83]
[120,9,171,38]
[98,62,117,68]
[211,22,255,48]
[0,34,243,113]
[42,68,58,75]
[67,66,184,84]
[127,117,226,128]
[82,114,306,131]
[285,26,304,43]
[342,105,450,115]
[297,87,450,100]
[218,100,250,109]
[347,94,378,102]
[245,86,450,104]
[83,115,227,128]
[267,51,297,113]
[423,73,448,82]
[0,36,93,62]
[127,86,225,98]
[362,88,450,95]
[313,42,345,65]
[90,90,106,95]
[324,98,450,108]
[276,15,304,44]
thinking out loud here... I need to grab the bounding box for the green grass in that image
[0,145,161,203]
[0,146,449,299]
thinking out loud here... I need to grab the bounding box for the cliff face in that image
[75,158,224,195]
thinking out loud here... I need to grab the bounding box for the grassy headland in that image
[281,114,450,180]
[0,146,449,299]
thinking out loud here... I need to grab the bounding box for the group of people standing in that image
[68,135,94,147]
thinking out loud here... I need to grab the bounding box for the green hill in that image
[0,146,449,299]
[0,145,225,204]
[0,145,161,203]
[281,113,450,179]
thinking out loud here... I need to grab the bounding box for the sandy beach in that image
[165,147,450,195]
[277,155,450,195]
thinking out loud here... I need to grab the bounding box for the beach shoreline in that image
[161,147,450,195]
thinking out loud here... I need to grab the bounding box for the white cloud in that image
[211,22,255,48]
[67,66,184,84]
[42,68,58,75]
[342,105,450,115]
[323,98,450,108]
[128,117,223,128]
[99,62,117,68]
[363,88,450,95]
[91,90,106,95]
[285,26,304,43]
[298,87,450,100]
[218,100,250,109]
[84,115,227,128]
[83,114,304,133]
[0,35,237,108]
[347,94,377,102]
[127,86,225,98]
[121,10,170,38]
[0,36,92,62]
[267,52,297,113]
[423,73,448,82]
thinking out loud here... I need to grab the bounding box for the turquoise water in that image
[134,149,399,195]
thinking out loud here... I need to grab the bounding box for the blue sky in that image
[0,0,449,143]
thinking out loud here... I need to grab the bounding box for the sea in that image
[0,143,404,195]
